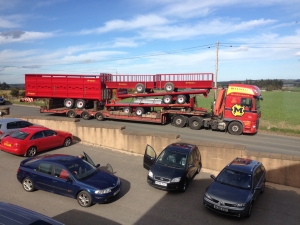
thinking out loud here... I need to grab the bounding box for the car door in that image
[32,162,54,191]
[83,151,100,168]
[5,121,20,137]
[52,164,76,197]
[252,167,263,200]
[143,144,157,170]
[43,130,58,148]
[30,131,47,151]
[186,150,197,179]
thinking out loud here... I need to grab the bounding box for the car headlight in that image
[234,203,246,208]
[117,178,120,185]
[204,192,212,200]
[148,170,153,178]
[170,177,181,183]
[95,188,112,194]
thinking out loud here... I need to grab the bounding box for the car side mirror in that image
[95,164,100,168]
[210,175,216,180]
[66,177,73,182]
[254,186,262,191]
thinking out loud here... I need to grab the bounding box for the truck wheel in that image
[123,107,132,113]
[176,95,187,104]
[228,121,243,135]
[75,99,86,109]
[164,82,175,92]
[136,107,145,116]
[188,116,203,130]
[173,115,186,128]
[135,83,145,93]
[81,111,90,120]
[162,95,173,104]
[95,112,104,121]
[64,98,74,108]
[67,110,76,118]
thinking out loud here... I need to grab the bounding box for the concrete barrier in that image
[11,116,300,188]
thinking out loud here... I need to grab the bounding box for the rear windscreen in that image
[11,131,29,140]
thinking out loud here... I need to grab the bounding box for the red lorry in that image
[25,73,262,135]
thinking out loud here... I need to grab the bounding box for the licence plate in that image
[114,188,120,196]
[214,205,228,212]
[4,142,11,147]
[155,181,167,186]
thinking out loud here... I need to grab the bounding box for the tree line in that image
[220,79,284,91]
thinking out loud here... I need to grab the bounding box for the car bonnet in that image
[150,163,185,179]
[80,170,119,189]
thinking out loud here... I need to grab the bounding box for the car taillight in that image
[17,168,20,173]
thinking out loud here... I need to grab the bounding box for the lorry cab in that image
[214,84,263,135]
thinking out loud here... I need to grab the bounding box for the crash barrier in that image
[12,116,300,189]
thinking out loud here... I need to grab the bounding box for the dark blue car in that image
[17,152,122,207]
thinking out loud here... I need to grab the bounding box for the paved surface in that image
[5,104,300,155]
[1,143,300,225]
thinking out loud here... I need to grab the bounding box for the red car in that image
[0,126,73,157]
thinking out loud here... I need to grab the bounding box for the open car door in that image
[143,144,156,170]
[83,152,100,168]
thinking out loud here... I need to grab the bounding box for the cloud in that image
[0,31,54,44]
[0,17,19,28]
[79,14,170,35]
[22,65,41,68]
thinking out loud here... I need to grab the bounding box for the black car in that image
[143,142,202,192]
[203,157,266,218]
[17,152,122,207]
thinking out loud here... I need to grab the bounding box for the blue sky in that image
[0,0,300,84]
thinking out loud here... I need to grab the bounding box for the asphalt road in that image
[0,144,299,225]
[5,104,300,155]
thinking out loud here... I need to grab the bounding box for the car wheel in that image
[162,95,173,104]
[245,202,253,218]
[22,178,35,192]
[123,107,132,114]
[81,111,90,120]
[196,164,201,174]
[135,83,145,93]
[26,146,37,157]
[135,107,145,116]
[181,179,188,193]
[164,82,175,92]
[77,191,92,207]
[188,116,203,130]
[67,110,76,118]
[172,115,186,128]
[64,137,72,147]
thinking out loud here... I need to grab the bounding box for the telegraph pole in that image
[214,41,219,101]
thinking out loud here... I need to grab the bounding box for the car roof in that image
[0,201,64,225]
[226,157,261,173]
[0,118,25,123]
[19,126,49,133]
[164,142,196,153]
[24,154,79,166]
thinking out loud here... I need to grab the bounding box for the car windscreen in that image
[10,131,30,140]
[156,151,187,169]
[216,169,252,189]
[67,160,97,180]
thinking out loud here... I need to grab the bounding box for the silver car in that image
[0,118,37,140]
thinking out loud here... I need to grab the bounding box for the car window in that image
[10,131,30,140]
[44,130,56,137]
[54,165,70,180]
[253,167,262,187]
[36,163,53,175]
[156,151,187,168]
[192,149,198,161]
[188,152,194,165]
[18,121,33,128]
[31,131,45,140]
[216,169,252,189]
[67,160,97,180]
[7,122,19,129]
[0,124,2,129]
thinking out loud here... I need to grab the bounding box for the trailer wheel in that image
[136,107,145,116]
[95,112,104,121]
[164,82,175,92]
[81,111,90,120]
[75,99,86,109]
[123,107,132,114]
[135,83,145,93]
[173,115,187,128]
[176,95,187,104]
[64,98,74,108]
[228,121,243,135]
[67,110,76,118]
[188,116,203,130]
[162,95,173,104]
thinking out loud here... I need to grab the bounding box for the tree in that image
[10,88,19,97]
[0,82,10,90]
